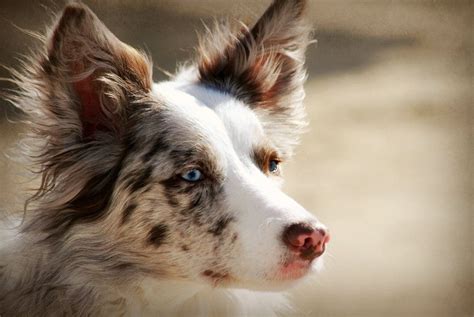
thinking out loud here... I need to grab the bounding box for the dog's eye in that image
[268,160,280,173]
[181,169,203,182]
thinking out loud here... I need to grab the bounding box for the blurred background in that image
[0,1,472,316]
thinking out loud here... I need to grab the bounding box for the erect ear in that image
[197,0,311,157]
[43,1,152,139]
[12,3,153,239]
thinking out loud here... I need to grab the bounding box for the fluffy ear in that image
[197,0,311,157]
[43,1,152,139]
[9,2,153,239]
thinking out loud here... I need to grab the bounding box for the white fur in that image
[152,78,327,289]
[0,1,328,315]
[120,278,291,317]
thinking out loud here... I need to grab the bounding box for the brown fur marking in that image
[148,224,169,247]
[253,146,281,175]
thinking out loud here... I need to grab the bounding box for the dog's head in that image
[15,0,329,291]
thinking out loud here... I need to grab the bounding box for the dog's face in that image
[113,83,328,289]
[17,0,329,291]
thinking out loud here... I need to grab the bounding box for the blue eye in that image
[181,169,203,182]
[269,160,280,173]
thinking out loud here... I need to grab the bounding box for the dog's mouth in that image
[277,258,313,280]
[276,249,326,281]
[273,238,327,281]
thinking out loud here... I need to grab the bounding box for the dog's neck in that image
[118,278,291,317]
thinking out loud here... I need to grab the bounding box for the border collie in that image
[0,0,330,315]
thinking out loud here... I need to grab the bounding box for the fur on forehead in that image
[150,83,232,147]
[154,81,275,162]
[193,0,312,157]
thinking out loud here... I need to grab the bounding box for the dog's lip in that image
[277,258,312,280]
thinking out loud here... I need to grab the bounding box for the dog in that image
[0,0,330,315]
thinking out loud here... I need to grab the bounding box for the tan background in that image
[0,1,472,316]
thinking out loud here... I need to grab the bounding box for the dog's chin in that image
[223,257,324,292]
[272,256,324,285]
[277,259,313,281]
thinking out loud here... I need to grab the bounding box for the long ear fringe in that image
[196,0,312,157]
[4,52,127,240]
[2,3,152,241]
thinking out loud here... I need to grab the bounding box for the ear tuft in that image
[5,2,154,239]
[44,1,152,139]
[197,0,312,157]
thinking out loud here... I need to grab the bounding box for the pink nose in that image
[282,223,330,261]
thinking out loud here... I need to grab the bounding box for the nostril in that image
[282,223,315,249]
[282,223,330,260]
[302,237,313,249]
